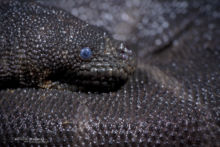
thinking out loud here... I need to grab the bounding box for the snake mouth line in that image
[46,78,128,92]
[46,70,130,92]
[75,79,127,92]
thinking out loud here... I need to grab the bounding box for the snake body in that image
[0,0,219,146]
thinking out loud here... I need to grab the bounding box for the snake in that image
[0,0,219,146]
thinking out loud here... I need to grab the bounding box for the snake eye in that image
[80,47,92,60]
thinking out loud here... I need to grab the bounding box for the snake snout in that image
[117,43,133,61]
[114,42,136,75]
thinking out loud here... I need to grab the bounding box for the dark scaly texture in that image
[0,69,219,146]
[0,0,220,146]
[0,0,136,90]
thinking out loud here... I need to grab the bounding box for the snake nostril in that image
[125,48,133,55]
[118,43,133,56]
[122,47,133,55]
[117,48,133,61]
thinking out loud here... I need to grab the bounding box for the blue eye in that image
[80,47,92,60]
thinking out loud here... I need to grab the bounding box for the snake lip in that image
[75,78,127,92]
[76,73,129,87]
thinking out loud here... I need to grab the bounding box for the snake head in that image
[65,24,136,90]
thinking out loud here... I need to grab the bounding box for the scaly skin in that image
[0,0,136,89]
[0,0,219,146]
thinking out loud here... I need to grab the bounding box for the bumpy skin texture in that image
[0,69,219,146]
[0,0,136,89]
[0,0,220,146]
